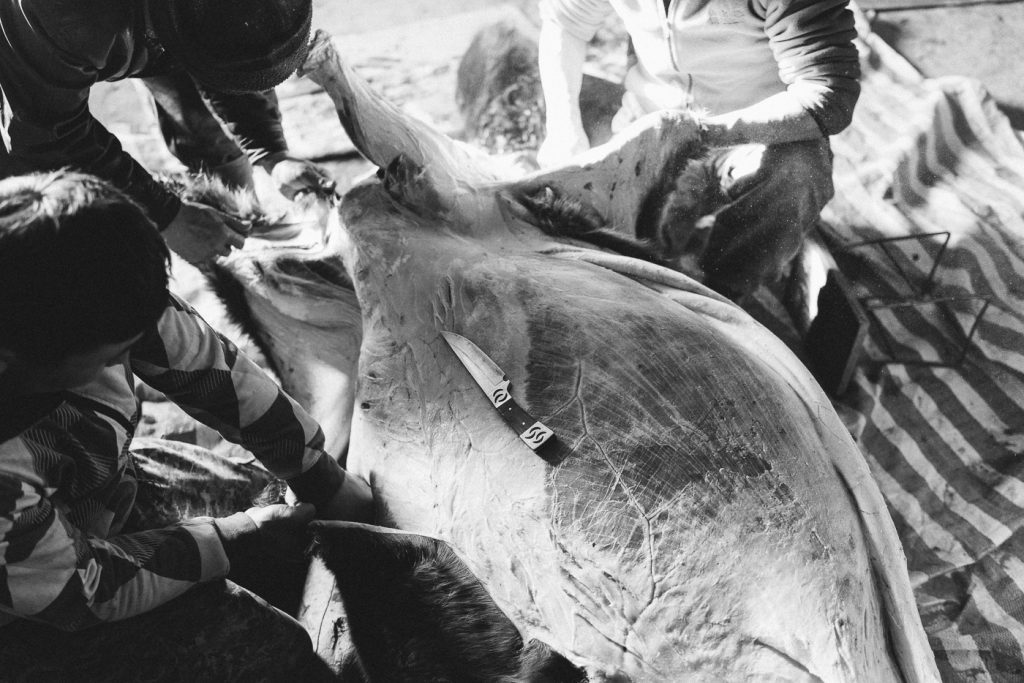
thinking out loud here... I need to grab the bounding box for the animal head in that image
[309,522,586,683]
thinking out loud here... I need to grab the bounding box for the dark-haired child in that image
[0,170,368,678]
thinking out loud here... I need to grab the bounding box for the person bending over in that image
[0,0,337,265]
[0,170,370,678]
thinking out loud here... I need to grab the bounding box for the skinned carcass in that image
[216,30,939,682]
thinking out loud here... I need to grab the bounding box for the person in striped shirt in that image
[537,0,862,300]
[0,170,370,677]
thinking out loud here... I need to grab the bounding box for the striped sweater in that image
[0,293,343,630]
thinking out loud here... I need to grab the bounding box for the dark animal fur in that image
[310,523,587,683]
[159,173,271,228]
[157,174,285,381]
[202,260,285,385]
[511,185,669,265]
[635,154,717,260]
[158,173,356,388]
[251,478,290,507]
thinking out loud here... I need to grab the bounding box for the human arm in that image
[0,0,181,228]
[0,444,317,629]
[703,0,860,147]
[536,0,615,167]
[203,88,336,199]
[0,443,231,628]
[161,200,248,266]
[129,296,370,519]
[0,1,248,263]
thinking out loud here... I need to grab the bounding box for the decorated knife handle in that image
[488,381,513,408]
[497,397,555,450]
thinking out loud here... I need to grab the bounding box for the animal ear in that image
[309,521,586,683]
[505,109,706,247]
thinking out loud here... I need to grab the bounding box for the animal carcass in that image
[215,30,939,682]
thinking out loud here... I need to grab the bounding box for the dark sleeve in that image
[0,1,181,227]
[762,0,861,136]
[202,88,289,164]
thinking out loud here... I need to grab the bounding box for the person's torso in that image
[1,363,141,540]
[612,0,785,115]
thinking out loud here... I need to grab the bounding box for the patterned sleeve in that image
[538,0,616,42]
[129,295,344,508]
[0,437,241,629]
[762,0,861,135]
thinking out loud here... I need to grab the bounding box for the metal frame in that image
[838,231,992,368]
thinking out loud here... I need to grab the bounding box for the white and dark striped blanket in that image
[772,21,1024,683]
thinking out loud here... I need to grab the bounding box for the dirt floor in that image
[88,0,1024,491]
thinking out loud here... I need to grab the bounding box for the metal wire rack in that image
[839,231,991,368]
[803,230,992,395]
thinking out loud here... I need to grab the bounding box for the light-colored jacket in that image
[540,0,861,135]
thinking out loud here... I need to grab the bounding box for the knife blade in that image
[441,331,555,451]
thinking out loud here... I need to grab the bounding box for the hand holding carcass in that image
[162,200,248,265]
[258,152,338,200]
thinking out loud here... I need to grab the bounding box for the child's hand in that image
[244,502,316,559]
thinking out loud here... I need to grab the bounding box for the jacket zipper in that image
[661,0,681,73]
[661,0,695,101]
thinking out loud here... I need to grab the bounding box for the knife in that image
[441,331,555,451]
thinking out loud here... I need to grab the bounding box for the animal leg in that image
[505,110,706,255]
[309,521,588,682]
[299,30,511,206]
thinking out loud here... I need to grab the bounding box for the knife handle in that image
[497,398,555,450]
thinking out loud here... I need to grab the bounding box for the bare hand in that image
[161,200,248,266]
[244,502,317,559]
[317,472,373,523]
[259,153,337,200]
[537,127,590,168]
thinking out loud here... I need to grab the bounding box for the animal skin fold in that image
[215,29,940,682]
